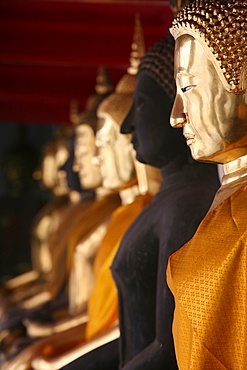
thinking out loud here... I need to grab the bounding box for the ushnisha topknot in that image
[97,13,145,126]
[139,34,176,101]
[170,0,247,93]
[70,67,114,133]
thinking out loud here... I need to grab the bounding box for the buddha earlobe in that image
[71,67,114,133]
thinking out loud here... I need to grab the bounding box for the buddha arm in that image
[24,311,88,338]
[1,270,40,291]
[32,323,119,370]
[2,322,87,370]
[0,213,54,296]
[69,222,108,315]
[0,214,61,309]
[3,323,119,370]
[0,277,49,316]
[23,222,108,338]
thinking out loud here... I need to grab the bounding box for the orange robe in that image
[86,192,153,340]
[167,184,247,370]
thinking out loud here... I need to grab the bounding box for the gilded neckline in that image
[222,154,247,186]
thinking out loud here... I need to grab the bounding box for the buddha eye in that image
[181,85,195,93]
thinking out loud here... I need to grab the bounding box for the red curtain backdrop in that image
[0,0,173,124]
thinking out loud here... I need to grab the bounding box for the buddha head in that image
[58,133,82,194]
[95,110,136,191]
[39,140,68,195]
[95,14,145,190]
[72,67,114,190]
[170,0,247,164]
[121,34,187,168]
[39,127,72,195]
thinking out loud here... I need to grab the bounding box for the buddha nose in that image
[170,93,186,128]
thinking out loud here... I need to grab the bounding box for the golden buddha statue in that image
[0,127,90,365]
[0,128,97,355]
[13,68,116,320]
[66,74,124,318]
[166,1,247,369]
[0,65,112,337]
[0,127,75,310]
[22,67,120,335]
[0,68,118,367]
[30,128,81,274]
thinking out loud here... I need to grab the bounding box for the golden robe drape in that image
[167,184,247,370]
[86,192,153,340]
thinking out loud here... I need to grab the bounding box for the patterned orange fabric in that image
[167,184,247,370]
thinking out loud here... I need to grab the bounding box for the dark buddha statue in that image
[111,34,220,369]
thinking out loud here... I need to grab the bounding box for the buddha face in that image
[41,153,57,190]
[55,144,70,194]
[170,35,247,164]
[121,71,184,168]
[96,112,135,189]
[41,144,69,194]
[74,124,102,189]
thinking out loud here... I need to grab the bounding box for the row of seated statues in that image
[0,0,246,368]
